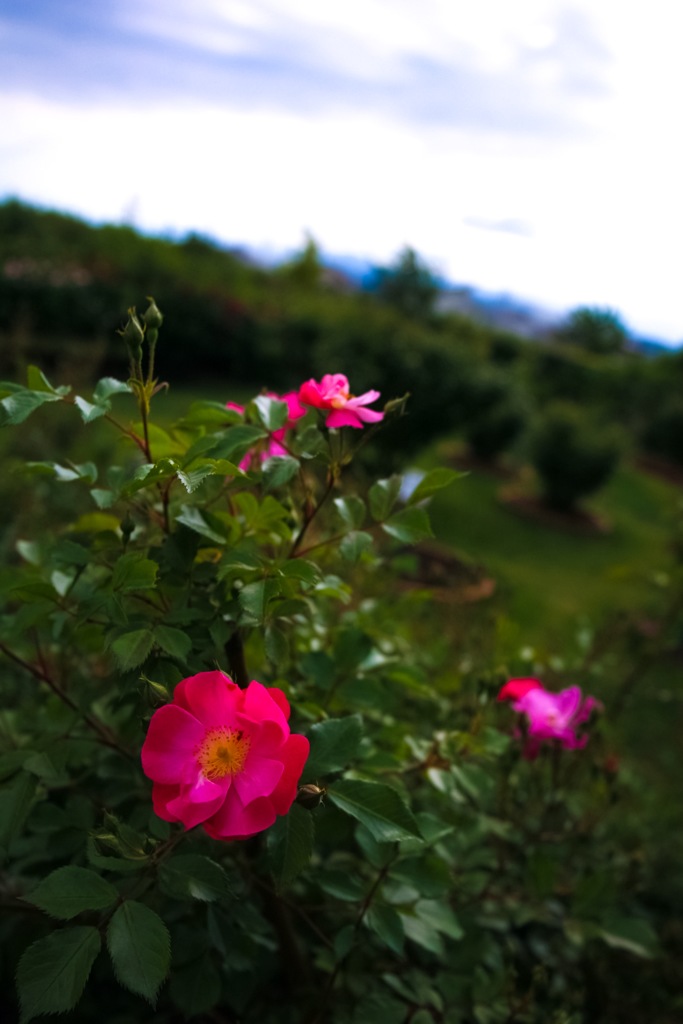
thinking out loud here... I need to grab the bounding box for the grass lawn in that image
[426,452,680,655]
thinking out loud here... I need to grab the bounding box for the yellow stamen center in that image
[197,728,250,779]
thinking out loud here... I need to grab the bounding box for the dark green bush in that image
[465,398,527,461]
[531,402,622,511]
[640,397,683,468]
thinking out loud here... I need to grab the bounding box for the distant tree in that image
[558,306,629,355]
[371,246,438,320]
[278,234,323,289]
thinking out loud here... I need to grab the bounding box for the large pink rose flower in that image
[498,677,600,759]
[227,392,306,471]
[298,373,384,429]
[141,671,309,840]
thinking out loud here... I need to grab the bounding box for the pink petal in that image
[344,390,381,408]
[325,408,364,429]
[173,671,240,728]
[226,402,244,415]
[299,380,327,408]
[354,407,384,424]
[141,705,205,783]
[203,791,277,840]
[270,734,310,815]
[267,686,291,721]
[233,754,284,805]
[165,777,229,829]
[240,681,290,736]
[282,391,307,422]
[498,678,543,703]
[575,695,601,725]
[555,686,582,721]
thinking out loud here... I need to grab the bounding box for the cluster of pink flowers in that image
[141,671,309,840]
[228,374,384,470]
[498,677,600,759]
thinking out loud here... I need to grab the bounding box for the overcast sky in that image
[1,0,681,343]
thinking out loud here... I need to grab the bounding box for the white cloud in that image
[0,0,682,342]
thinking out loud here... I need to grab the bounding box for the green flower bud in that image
[119,307,144,361]
[143,297,164,331]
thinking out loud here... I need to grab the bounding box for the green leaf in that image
[317,870,365,901]
[265,624,288,665]
[175,506,229,545]
[154,625,191,662]
[334,496,366,529]
[110,629,155,671]
[27,460,98,484]
[27,365,62,393]
[0,389,62,427]
[24,867,118,920]
[93,377,132,403]
[252,395,288,431]
[74,396,107,423]
[340,530,373,563]
[111,552,158,592]
[415,899,463,939]
[365,903,405,954]
[598,915,658,958]
[303,715,363,780]
[327,779,422,843]
[17,926,101,1024]
[293,423,326,458]
[382,506,433,544]
[0,771,37,848]
[212,424,268,463]
[268,804,314,887]
[407,467,462,504]
[159,855,239,902]
[400,913,445,955]
[238,578,282,622]
[178,399,242,427]
[262,455,300,490]
[279,559,321,585]
[170,957,221,1018]
[369,476,402,521]
[107,901,170,1004]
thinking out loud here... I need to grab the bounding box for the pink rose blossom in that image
[141,670,309,840]
[498,677,600,759]
[298,373,384,429]
[227,392,306,471]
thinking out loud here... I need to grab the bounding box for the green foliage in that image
[0,297,680,1024]
[530,402,622,511]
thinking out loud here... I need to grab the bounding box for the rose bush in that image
[0,299,671,1024]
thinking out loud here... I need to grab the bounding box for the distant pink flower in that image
[298,373,384,429]
[498,677,600,759]
[227,392,306,471]
[141,671,309,840]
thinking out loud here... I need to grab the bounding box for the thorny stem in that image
[0,642,136,762]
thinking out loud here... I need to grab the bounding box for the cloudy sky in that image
[1,0,681,342]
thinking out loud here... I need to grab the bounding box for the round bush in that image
[530,402,621,511]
